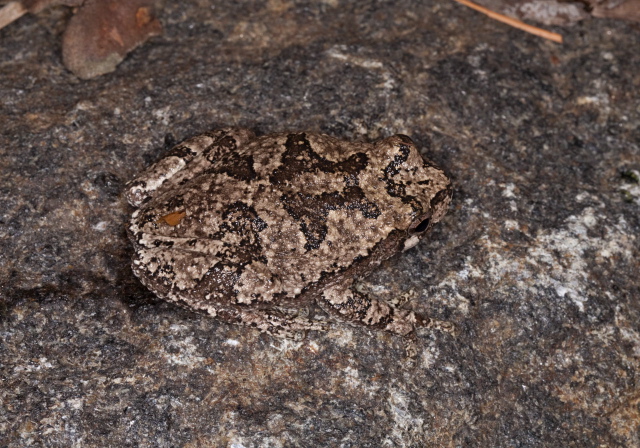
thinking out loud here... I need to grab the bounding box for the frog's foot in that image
[319,285,456,336]
[318,286,416,336]
[387,289,417,307]
[417,315,457,335]
[214,306,330,339]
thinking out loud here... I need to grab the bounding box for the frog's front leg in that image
[212,305,329,339]
[318,283,454,336]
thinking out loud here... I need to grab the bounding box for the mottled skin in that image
[125,129,452,337]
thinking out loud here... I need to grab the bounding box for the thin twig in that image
[453,0,563,43]
[0,1,26,31]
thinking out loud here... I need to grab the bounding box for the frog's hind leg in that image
[318,284,454,336]
[125,128,255,207]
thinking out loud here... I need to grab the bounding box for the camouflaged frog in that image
[125,129,452,337]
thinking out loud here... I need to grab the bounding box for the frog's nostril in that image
[413,218,431,233]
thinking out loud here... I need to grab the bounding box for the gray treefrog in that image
[125,129,452,337]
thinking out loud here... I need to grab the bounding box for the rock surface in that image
[1,1,638,446]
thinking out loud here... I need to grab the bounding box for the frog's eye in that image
[412,217,431,233]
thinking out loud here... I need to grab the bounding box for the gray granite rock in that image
[1,1,638,446]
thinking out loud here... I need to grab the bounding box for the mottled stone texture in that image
[1,1,638,446]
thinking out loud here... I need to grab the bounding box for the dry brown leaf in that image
[61,0,162,79]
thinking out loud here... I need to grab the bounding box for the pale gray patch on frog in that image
[128,128,258,207]
[126,129,453,336]
[126,134,218,207]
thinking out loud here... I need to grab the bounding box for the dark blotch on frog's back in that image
[269,133,369,186]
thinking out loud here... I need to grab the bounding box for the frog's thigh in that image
[126,128,255,206]
[319,284,422,336]
[213,305,329,338]
[126,134,219,206]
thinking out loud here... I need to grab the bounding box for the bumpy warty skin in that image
[125,129,452,336]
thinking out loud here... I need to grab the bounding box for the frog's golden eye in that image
[412,217,431,233]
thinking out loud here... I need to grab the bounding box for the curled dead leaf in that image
[62,0,162,79]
